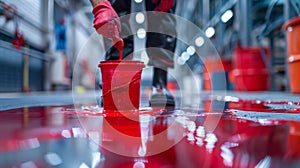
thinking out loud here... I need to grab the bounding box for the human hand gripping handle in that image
[92,1,124,58]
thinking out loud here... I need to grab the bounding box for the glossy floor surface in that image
[0,91,300,168]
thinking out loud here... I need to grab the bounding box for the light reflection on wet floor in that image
[1,96,300,167]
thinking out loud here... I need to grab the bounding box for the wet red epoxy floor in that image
[203,97,300,114]
[1,100,300,168]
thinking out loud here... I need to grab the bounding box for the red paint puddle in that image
[228,99,300,113]
[204,96,300,113]
[1,105,300,167]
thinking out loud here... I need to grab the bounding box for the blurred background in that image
[0,0,299,94]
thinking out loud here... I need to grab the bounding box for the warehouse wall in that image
[71,18,103,88]
[0,0,48,92]
[0,0,46,49]
[0,40,46,92]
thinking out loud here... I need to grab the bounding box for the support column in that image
[41,0,54,51]
[239,0,252,47]
[217,0,225,54]
[284,0,298,20]
[130,0,146,61]
[203,0,210,28]
[41,0,54,91]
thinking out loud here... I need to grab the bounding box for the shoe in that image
[150,67,175,109]
[150,86,175,107]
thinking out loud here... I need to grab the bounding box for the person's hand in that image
[92,1,121,40]
[153,0,174,12]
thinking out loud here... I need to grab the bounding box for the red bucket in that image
[284,17,300,93]
[232,47,270,91]
[232,69,270,91]
[99,60,145,111]
[233,47,270,69]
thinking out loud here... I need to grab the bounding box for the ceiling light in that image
[134,0,143,3]
[137,28,146,39]
[205,27,215,38]
[195,36,205,47]
[221,10,233,23]
[135,12,145,24]
[187,46,196,55]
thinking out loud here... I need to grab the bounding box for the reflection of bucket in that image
[99,60,145,111]
[284,17,300,93]
[104,116,141,137]
[232,69,270,91]
[287,121,300,157]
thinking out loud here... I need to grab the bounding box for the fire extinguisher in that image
[0,1,14,23]
[11,7,25,50]
[0,2,24,49]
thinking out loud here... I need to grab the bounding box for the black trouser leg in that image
[150,67,175,108]
[152,67,167,87]
[145,1,177,108]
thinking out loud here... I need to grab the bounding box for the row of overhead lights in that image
[133,0,146,39]
[177,45,198,65]
[178,10,233,65]
[205,10,233,39]
[135,11,146,39]
[132,4,233,65]
[135,7,233,40]
[177,35,206,65]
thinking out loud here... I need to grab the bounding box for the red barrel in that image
[232,69,270,91]
[99,60,145,111]
[283,17,300,93]
[232,47,270,91]
[233,47,270,69]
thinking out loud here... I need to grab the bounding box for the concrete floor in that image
[219,91,300,121]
